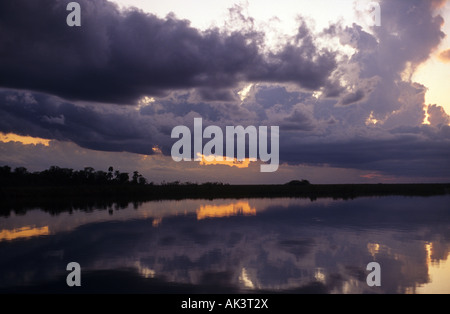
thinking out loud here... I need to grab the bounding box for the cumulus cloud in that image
[438,49,450,63]
[0,0,340,104]
[0,89,160,154]
[324,0,446,127]
[427,104,450,126]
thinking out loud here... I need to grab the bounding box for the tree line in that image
[0,165,230,187]
[0,165,148,187]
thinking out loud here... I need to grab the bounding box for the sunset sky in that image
[0,0,449,184]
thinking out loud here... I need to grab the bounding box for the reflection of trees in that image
[0,196,138,218]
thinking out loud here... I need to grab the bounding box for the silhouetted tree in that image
[0,165,12,186]
[0,165,147,187]
[14,167,28,175]
[132,171,139,184]
[83,167,95,184]
[286,179,311,186]
[107,166,114,181]
[95,170,108,185]
[0,165,11,174]
[117,172,129,184]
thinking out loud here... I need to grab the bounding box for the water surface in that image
[0,196,449,293]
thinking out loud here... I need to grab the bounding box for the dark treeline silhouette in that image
[285,179,311,186]
[0,165,228,188]
[0,165,148,187]
[1,164,450,217]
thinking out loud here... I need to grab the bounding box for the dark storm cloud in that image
[279,108,315,131]
[196,89,238,102]
[280,130,450,178]
[0,89,160,154]
[1,86,449,180]
[0,0,338,104]
[338,89,366,106]
[2,87,449,180]
[0,88,261,156]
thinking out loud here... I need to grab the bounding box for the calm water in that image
[0,196,449,294]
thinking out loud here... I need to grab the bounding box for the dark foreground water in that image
[0,196,449,294]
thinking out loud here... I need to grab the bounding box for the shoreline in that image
[1,183,449,209]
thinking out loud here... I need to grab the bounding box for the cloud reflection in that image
[197,201,256,220]
[0,225,49,241]
[0,196,449,293]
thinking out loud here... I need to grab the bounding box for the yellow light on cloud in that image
[0,132,51,146]
[367,242,381,257]
[198,153,256,169]
[423,104,431,125]
[412,2,450,116]
[365,111,379,125]
[152,146,163,154]
[238,84,253,102]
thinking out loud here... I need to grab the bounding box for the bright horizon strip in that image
[407,1,450,116]
[198,153,257,169]
[0,132,51,146]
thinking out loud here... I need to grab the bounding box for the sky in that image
[0,0,449,184]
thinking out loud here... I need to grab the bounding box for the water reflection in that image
[0,225,50,241]
[197,201,256,220]
[0,196,449,293]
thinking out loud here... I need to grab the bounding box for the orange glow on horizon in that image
[0,132,51,146]
[198,153,256,169]
[361,173,383,179]
[152,146,163,154]
[197,201,256,220]
[0,226,50,241]
[360,172,396,182]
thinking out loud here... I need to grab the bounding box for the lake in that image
[0,195,449,294]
